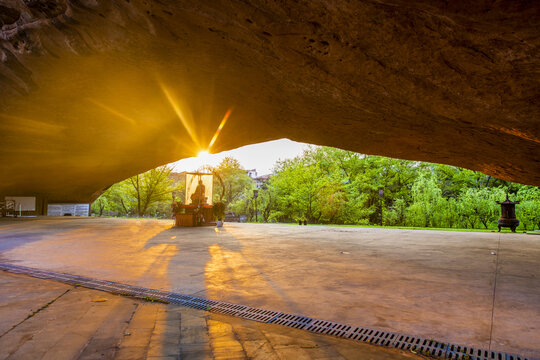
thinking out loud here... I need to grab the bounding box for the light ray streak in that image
[87,99,138,126]
[160,84,200,148]
[208,108,232,151]
[0,114,65,136]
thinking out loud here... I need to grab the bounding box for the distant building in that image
[247,169,273,188]
[254,174,272,188]
[246,169,257,179]
[0,196,89,217]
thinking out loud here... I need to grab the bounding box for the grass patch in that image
[95,216,534,233]
[142,296,168,304]
[247,222,531,233]
[92,216,172,221]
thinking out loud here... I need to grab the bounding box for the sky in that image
[169,138,310,175]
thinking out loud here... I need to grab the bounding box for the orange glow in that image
[158,81,232,155]
[495,126,540,144]
[0,114,66,136]
[87,98,138,126]
[2,222,179,290]
[208,108,232,151]
[159,83,200,148]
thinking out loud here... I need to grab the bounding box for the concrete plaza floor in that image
[0,218,539,358]
[0,272,415,359]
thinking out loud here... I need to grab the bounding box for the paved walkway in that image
[0,271,417,359]
[0,218,539,357]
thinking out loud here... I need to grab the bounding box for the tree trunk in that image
[120,198,129,215]
[481,219,488,229]
[136,175,142,217]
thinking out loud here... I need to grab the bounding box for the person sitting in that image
[190,180,207,205]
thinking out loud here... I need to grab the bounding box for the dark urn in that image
[496,195,520,232]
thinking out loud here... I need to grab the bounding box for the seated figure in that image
[190,180,207,205]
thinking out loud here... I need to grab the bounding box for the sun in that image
[197,150,210,158]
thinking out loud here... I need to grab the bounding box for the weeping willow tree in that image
[236,146,540,230]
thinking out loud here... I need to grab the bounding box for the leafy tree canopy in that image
[92,146,540,231]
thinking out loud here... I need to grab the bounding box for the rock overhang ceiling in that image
[0,0,539,202]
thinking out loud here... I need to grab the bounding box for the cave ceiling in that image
[0,0,539,202]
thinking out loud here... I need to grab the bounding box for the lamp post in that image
[378,187,384,226]
[253,189,259,222]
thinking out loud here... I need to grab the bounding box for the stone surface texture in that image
[0,0,539,201]
[0,271,419,360]
[1,218,539,357]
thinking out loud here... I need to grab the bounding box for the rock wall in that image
[0,0,538,202]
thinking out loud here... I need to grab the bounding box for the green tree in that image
[91,192,111,216]
[230,186,260,222]
[457,187,503,229]
[406,175,447,227]
[92,166,175,217]
[517,186,540,230]
[213,157,254,207]
[384,198,407,226]
[93,145,540,228]
[91,182,132,216]
[316,179,348,223]
[255,184,276,222]
[125,166,174,217]
[269,154,327,222]
[444,198,461,228]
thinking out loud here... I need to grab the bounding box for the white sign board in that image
[5,197,36,211]
[47,203,89,216]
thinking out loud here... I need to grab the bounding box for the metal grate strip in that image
[445,344,518,360]
[1,263,537,360]
[270,313,313,329]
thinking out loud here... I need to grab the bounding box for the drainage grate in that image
[445,344,526,360]
[347,327,398,346]
[239,307,281,322]
[306,319,351,337]
[210,302,249,317]
[393,335,448,357]
[270,313,313,329]
[1,263,537,360]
